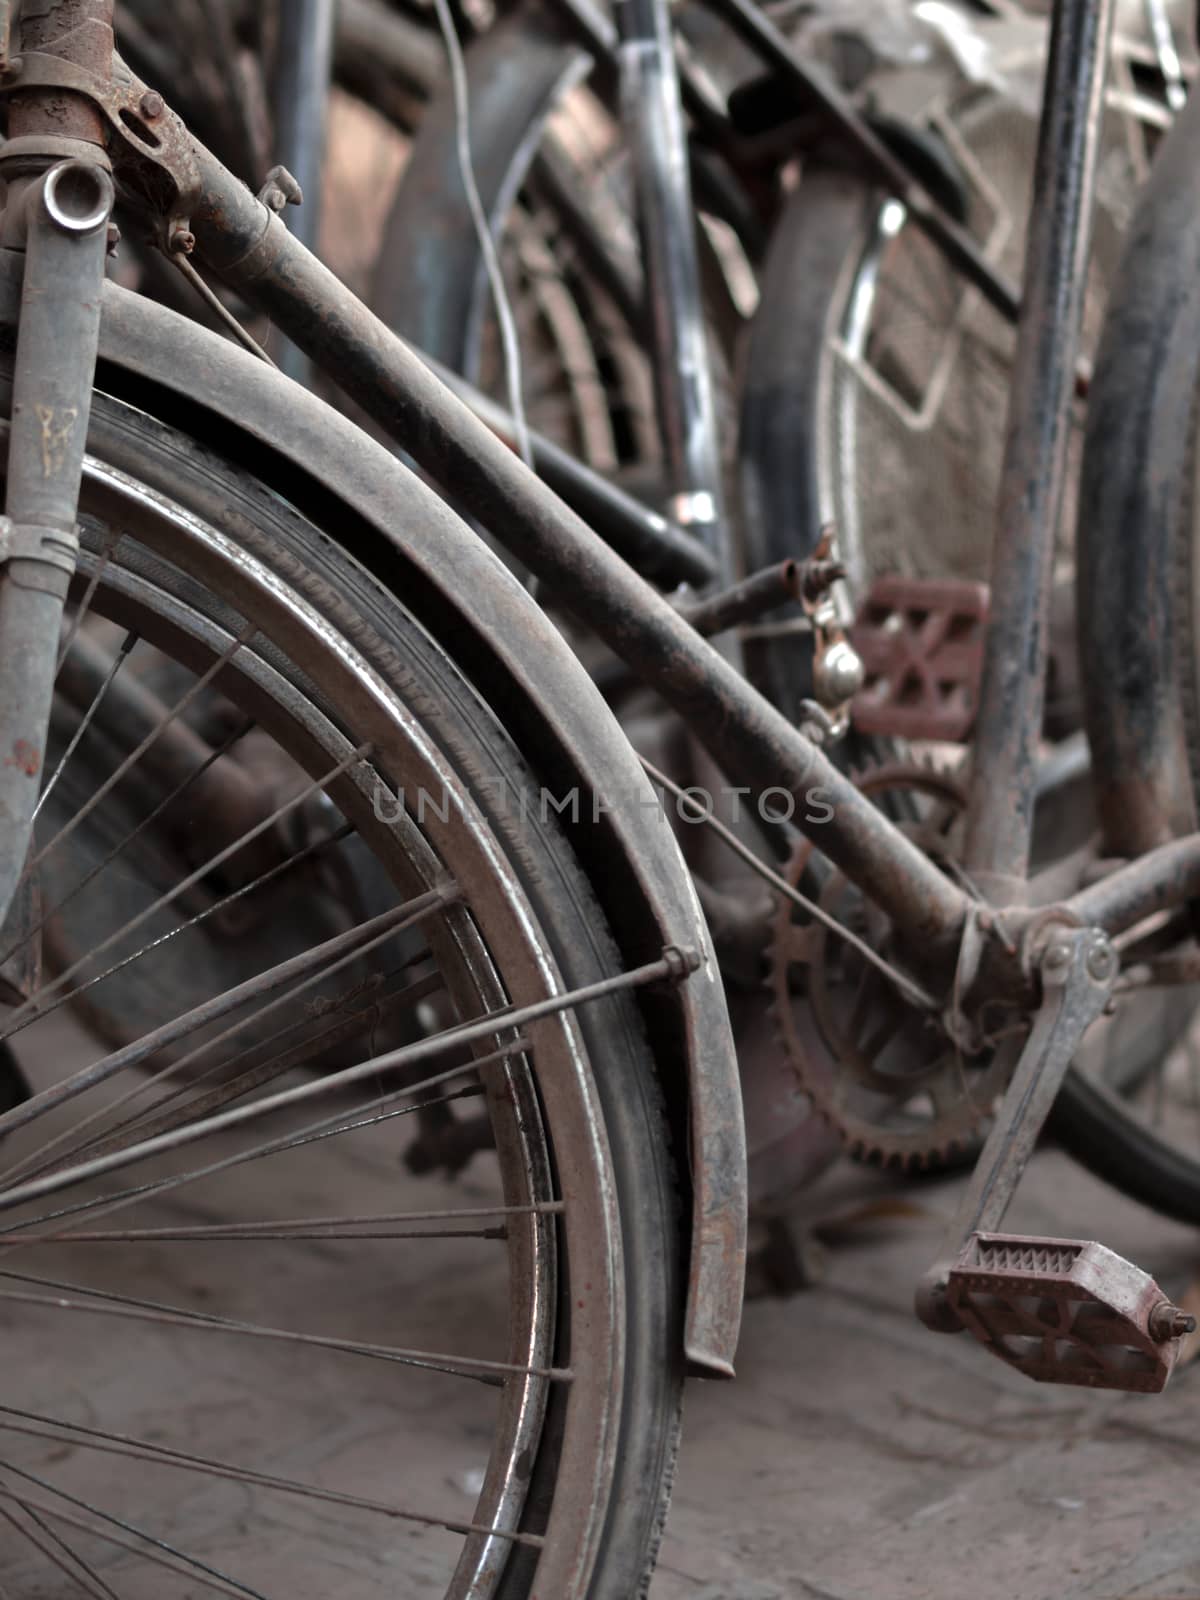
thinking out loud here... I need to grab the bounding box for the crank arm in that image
[918,924,1117,1326]
[917,924,1195,1391]
[0,156,115,932]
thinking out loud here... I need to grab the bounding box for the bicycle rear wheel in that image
[0,389,683,1597]
[1060,67,1200,1223]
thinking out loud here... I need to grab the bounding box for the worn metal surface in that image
[801,529,863,731]
[947,1235,1191,1392]
[0,252,747,1377]
[423,353,717,589]
[271,0,334,382]
[0,869,40,1006]
[0,153,113,935]
[3,43,199,229]
[850,576,989,743]
[963,0,1115,896]
[1075,75,1200,857]
[1066,831,1200,935]
[677,559,808,638]
[616,0,731,576]
[768,760,1010,1170]
[6,0,112,145]
[918,925,1116,1334]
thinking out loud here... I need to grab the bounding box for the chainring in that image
[767,759,1015,1169]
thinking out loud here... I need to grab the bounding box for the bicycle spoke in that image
[34,632,139,823]
[0,1467,268,1600]
[13,1201,562,1244]
[0,715,256,971]
[55,535,120,675]
[0,1067,510,1245]
[0,948,685,1214]
[19,965,445,1188]
[27,622,257,879]
[0,1498,117,1600]
[16,1492,120,1600]
[0,1269,572,1384]
[2,743,373,1044]
[0,366,661,1595]
[0,882,452,1153]
[13,1220,506,1243]
[0,1409,545,1548]
[11,819,362,1056]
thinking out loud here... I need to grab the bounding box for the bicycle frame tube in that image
[423,356,718,589]
[614,0,731,576]
[962,0,1115,897]
[272,0,334,383]
[0,0,115,931]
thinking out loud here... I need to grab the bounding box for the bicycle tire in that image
[1057,79,1200,1222]
[742,136,1197,1194]
[738,165,876,718]
[5,386,684,1598]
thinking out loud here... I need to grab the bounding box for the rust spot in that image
[6,739,39,776]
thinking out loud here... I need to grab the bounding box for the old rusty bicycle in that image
[1,0,1199,1593]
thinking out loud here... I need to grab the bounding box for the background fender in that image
[372,5,591,371]
[62,273,746,1376]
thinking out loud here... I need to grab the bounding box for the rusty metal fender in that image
[11,264,745,1375]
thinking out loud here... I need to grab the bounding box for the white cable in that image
[431,0,534,469]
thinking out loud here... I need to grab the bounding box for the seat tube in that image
[962,0,1116,902]
[614,0,732,584]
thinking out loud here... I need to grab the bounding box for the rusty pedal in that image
[917,925,1195,1393]
[848,575,989,742]
[946,1233,1194,1393]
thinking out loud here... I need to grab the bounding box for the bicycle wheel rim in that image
[0,394,634,1598]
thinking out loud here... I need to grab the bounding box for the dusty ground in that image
[653,1151,1200,1600]
[8,1012,1200,1599]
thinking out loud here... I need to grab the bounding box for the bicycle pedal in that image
[945,1233,1196,1393]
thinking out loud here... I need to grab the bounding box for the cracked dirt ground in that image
[8,1012,1200,1599]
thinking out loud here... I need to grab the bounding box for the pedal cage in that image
[946,1233,1192,1393]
